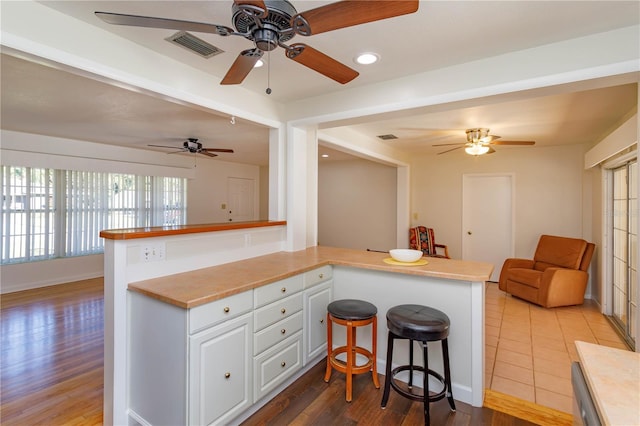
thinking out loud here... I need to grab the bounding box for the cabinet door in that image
[304,281,333,365]
[190,313,252,426]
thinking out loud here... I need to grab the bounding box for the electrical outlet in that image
[141,242,166,262]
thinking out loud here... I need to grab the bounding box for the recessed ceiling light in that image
[254,59,264,68]
[355,53,379,65]
[321,154,329,158]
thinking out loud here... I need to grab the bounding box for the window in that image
[0,166,186,264]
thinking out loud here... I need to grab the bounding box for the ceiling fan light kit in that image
[95,1,419,88]
[465,144,491,156]
[431,128,536,156]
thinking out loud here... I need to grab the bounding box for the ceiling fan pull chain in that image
[266,49,272,95]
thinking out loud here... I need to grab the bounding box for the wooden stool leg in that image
[422,341,430,426]
[324,312,332,382]
[442,338,456,411]
[380,332,394,408]
[371,315,380,388]
[408,338,414,389]
[346,320,354,402]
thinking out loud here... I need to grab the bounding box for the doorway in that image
[462,174,514,282]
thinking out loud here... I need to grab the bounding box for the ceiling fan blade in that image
[234,0,267,10]
[201,148,234,153]
[438,146,464,155]
[221,49,263,85]
[199,151,218,158]
[148,144,185,149]
[292,1,419,36]
[95,12,234,36]
[491,140,536,145]
[432,142,466,147]
[480,135,501,143]
[286,43,358,84]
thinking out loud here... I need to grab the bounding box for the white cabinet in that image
[303,282,332,364]
[128,266,333,425]
[128,290,253,426]
[303,266,333,365]
[189,313,252,426]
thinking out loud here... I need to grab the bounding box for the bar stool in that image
[324,299,380,401]
[380,304,456,425]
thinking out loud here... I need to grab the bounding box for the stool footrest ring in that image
[389,365,447,403]
[329,345,375,375]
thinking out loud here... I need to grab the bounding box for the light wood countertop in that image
[100,220,286,240]
[128,246,494,308]
[575,341,640,425]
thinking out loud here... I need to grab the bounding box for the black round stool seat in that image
[327,299,377,321]
[386,304,449,341]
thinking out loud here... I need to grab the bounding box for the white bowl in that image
[389,249,423,263]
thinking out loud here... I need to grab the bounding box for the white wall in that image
[318,159,396,251]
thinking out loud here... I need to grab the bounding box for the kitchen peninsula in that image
[101,221,493,425]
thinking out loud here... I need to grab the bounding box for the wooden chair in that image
[409,226,450,258]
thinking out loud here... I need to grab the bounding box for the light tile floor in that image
[484,282,630,414]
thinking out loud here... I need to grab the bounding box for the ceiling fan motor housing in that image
[232,0,297,51]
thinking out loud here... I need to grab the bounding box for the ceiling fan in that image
[149,138,234,157]
[95,0,419,87]
[434,128,535,156]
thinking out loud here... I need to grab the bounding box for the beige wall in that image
[318,159,397,251]
[187,159,261,224]
[411,144,590,259]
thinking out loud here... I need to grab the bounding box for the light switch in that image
[221,203,227,209]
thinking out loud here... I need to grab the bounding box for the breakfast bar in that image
[101,222,493,425]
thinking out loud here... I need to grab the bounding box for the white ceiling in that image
[1,1,639,165]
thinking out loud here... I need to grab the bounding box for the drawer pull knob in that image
[281,287,286,293]
[319,273,324,279]
[224,372,231,379]
[223,307,230,313]
[281,361,286,368]
[281,328,286,334]
[281,308,286,314]
[320,319,324,324]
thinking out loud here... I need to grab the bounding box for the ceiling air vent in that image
[166,31,224,58]
[377,134,398,140]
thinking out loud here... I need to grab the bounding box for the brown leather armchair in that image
[498,235,595,308]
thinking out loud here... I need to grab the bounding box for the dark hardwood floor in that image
[1,279,536,425]
[242,360,536,426]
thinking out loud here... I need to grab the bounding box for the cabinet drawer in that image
[189,290,253,334]
[303,265,333,289]
[254,275,303,308]
[254,311,303,356]
[253,332,302,401]
[254,292,303,332]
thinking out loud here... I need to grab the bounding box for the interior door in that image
[462,174,513,282]
[227,177,255,222]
